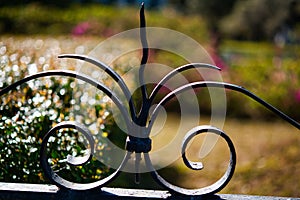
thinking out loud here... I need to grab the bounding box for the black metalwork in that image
[1,3,300,196]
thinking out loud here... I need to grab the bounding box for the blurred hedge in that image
[0,4,208,41]
[0,37,125,184]
[222,40,300,120]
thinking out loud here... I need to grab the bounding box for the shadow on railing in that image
[0,3,299,198]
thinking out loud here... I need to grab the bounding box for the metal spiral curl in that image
[1,2,300,196]
[40,121,132,190]
[143,125,236,196]
[0,70,131,189]
[40,121,94,189]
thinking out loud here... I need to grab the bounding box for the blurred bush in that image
[220,0,300,41]
[0,4,208,41]
[0,37,122,184]
[222,40,300,120]
[1,1,300,41]
[170,0,300,41]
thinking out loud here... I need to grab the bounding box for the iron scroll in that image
[0,3,299,196]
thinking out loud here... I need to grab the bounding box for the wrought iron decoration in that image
[1,3,300,196]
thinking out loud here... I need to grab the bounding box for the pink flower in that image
[210,51,228,70]
[72,22,91,36]
[294,89,300,102]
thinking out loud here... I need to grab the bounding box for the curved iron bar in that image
[148,63,221,103]
[40,121,131,190]
[144,125,236,196]
[61,122,94,167]
[139,2,149,102]
[124,3,152,184]
[148,81,300,132]
[41,121,93,182]
[58,54,137,120]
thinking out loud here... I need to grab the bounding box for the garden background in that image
[0,0,300,197]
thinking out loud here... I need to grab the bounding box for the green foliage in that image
[174,0,237,29]
[0,1,300,41]
[0,37,119,184]
[0,78,114,183]
[222,40,300,119]
[0,4,208,42]
[220,0,300,40]
[169,0,300,41]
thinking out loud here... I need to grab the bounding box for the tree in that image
[168,0,237,30]
[220,0,300,40]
